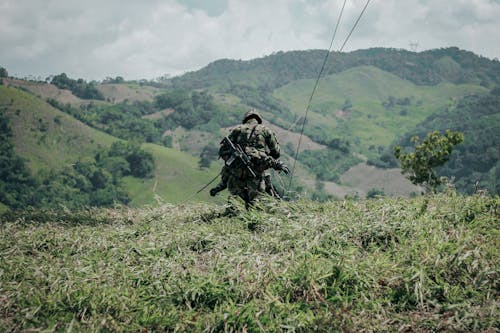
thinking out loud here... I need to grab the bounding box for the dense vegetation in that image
[47,98,163,144]
[50,73,104,100]
[0,66,8,78]
[299,149,362,183]
[0,109,38,208]
[0,109,154,209]
[373,88,500,195]
[171,47,500,91]
[0,194,497,331]
[47,88,237,149]
[154,90,237,130]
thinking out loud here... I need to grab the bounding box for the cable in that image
[287,0,372,191]
[287,0,347,189]
[178,169,222,206]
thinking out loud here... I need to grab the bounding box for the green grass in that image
[273,66,489,156]
[1,193,498,331]
[0,85,224,206]
[0,85,117,171]
[123,143,223,206]
[0,202,9,215]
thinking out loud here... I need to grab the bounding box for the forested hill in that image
[171,47,500,90]
[1,47,498,210]
[373,88,500,195]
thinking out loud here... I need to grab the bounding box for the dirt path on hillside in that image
[4,78,82,105]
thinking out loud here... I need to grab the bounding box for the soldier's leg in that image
[226,176,248,214]
[210,165,230,196]
[245,176,267,208]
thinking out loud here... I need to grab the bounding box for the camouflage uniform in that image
[210,110,287,206]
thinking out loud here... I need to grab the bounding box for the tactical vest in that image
[219,122,273,175]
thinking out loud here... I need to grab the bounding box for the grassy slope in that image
[274,66,488,155]
[0,85,221,205]
[0,194,497,331]
[97,83,161,103]
[123,143,223,206]
[0,85,116,171]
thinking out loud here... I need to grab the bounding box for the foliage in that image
[0,109,156,209]
[0,109,38,209]
[34,162,130,208]
[394,130,464,192]
[0,194,498,331]
[105,142,155,178]
[154,90,232,130]
[379,90,500,194]
[299,149,362,182]
[171,47,500,92]
[227,84,294,122]
[0,66,8,78]
[102,76,125,84]
[50,73,104,100]
[199,141,219,169]
[47,98,162,144]
[366,188,385,198]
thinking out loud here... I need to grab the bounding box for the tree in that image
[0,66,8,78]
[199,142,219,169]
[394,130,464,193]
[366,188,385,198]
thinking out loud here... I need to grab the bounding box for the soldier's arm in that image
[265,128,280,159]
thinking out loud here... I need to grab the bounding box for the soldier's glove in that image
[209,188,218,196]
[274,160,290,174]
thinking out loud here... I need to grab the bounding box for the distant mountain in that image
[0,84,221,211]
[373,88,500,195]
[1,47,498,210]
[171,47,500,90]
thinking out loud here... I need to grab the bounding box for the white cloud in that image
[0,0,498,80]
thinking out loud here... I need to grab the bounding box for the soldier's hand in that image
[209,188,218,196]
[275,160,290,174]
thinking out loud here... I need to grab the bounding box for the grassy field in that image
[124,143,223,206]
[273,66,489,156]
[1,193,498,332]
[0,85,223,206]
[0,85,118,171]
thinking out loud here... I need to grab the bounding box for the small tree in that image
[0,66,8,78]
[199,142,219,169]
[394,130,464,193]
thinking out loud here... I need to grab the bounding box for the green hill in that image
[0,85,115,171]
[165,48,498,196]
[0,194,497,331]
[273,65,489,156]
[171,47,500,91]
[374,89,500,195]
[0,85,220,209]
[1,47,499,205]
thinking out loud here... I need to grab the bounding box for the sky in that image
[1,0,499,81]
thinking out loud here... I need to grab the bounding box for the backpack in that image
[219,123,273,175]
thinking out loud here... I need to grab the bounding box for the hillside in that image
[0,85,221,209]
[0,194,498,331]
[167,48,498,196]
[1,47,499,206]
[171,47,500,91]
[374,88,500,195]
[273,65,488,155]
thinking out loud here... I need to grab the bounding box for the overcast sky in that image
[1,0,499,81]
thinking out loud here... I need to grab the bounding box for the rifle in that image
[221,137,256,177]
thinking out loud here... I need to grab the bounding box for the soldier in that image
[210,109,289,207]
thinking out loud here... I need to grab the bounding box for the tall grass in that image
[0,194,498,332]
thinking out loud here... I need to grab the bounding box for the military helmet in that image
[242,109,263,124]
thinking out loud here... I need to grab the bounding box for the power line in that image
[287,0,347,190]
[287,0,373,193]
